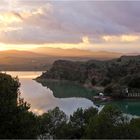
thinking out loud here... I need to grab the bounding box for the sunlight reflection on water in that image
[5,71,94,115]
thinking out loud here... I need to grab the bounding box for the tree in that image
[0,73,39,139]
[83,107,98,123]
[38,107,67,139]
[91,78,96,86]
[84,105,126,139]
[68,107,98,139]
[129,118,140,138]
[128,77,140,88]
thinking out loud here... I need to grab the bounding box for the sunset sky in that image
[0,0,140,53]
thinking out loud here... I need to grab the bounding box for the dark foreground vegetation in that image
[1,73,140,139]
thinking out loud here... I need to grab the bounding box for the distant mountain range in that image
[32,47,123,59]
[0,50,43,58]
[0,47,139,71]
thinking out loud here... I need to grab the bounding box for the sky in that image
[0,0,140,53]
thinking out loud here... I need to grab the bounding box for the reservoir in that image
[5,71,95,115]
[5,71,140,116]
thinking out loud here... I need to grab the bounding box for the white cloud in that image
[102,35,140,43]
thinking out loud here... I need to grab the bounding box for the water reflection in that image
[39,80,97,99]
[4,71,140,116]
[6,71,94,115]
[110,100,140,116]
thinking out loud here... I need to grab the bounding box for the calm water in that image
[4,71,140,116]
[5,71,96,115]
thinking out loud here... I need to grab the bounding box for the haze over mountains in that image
[0,47,139,71]
[0,50,46,58]
[32,47,123,59]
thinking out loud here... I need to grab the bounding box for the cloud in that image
[0,0,140,53]
[0,12,22,25]
[102,35,140,43]
[82,36,90,44]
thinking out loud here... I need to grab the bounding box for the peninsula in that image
[37,55,140,98]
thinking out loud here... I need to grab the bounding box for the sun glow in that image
[0,43,40,51]
[0,35,93,51]
[82,36,90,44]
[0,12,22,25]
[0,43,88,51]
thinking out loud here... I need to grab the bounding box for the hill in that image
[0,50,46,58]
[0,50,99,71]
[0,50,53,71]
[0,49,139,71]
[32,47,123,60]
[0,49,123,71]
[37,55,140,98]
